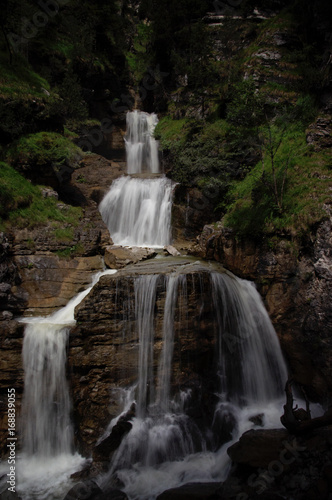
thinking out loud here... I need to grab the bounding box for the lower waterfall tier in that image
[70,256,288,500]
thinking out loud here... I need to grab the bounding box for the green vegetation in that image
[7,132,82,171]
[224,125,330,239]
[0,50,50,99]
[154,2,331,242]
[0,162,82,231]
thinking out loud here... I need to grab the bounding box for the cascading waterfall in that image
[99,268,288,500]
[9,109,298,500]
[211,272,287,404]
[21,325,72,458]
[99,110,173,247]
[125,110,160,174]
[99,176,172,247]
[13,270,116,500]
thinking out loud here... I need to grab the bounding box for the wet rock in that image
[0,490,22,499]
[64,479,128,500]
[104,245,157,269]
[69,258,222,453]
[249,413,264,426]
[227,429,291,468]
[93,404,135,462]
[164,245,181,257]
[156,482,223,500]
[11,255,104,316]
[0,319,24,454]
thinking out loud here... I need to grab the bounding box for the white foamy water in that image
[97,269,293,500]
[99,176,173,247]
[125,110,160,174]
[7,269,117,500]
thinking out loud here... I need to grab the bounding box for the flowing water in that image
[125,110,160,175]
[99,176,172,247]
[98,269,289,500]
[1,271,117,500]
[6,109,306,500]
[99,110,173,247]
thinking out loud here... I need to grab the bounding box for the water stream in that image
[6,110,304,500]
[98,268,288,500]
[1,271,116,500]
[99,110,173,247]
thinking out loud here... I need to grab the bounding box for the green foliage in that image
[55,68,88,120]
[154,116,192,149]
[54,227,75,242]
[226,78,264,127]
[7,132,81,169]
[224,125,330,238]
[0,50,50,99]
[126,22,154,82]
[0,162,82,230]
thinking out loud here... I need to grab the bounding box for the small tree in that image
[259,123,291,214]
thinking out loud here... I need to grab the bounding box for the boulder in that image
[156,482,223,500]
[64,480,128,500]
[104,245,157,269]
[164,245,181,256]
[227,429,292,468]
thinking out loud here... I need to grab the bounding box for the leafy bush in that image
[7,132,81,168]
[0,162,82,230]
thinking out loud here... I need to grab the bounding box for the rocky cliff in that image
[191,204,332,404]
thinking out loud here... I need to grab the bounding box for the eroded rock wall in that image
[192,210,332,403]
[69,262,220,455]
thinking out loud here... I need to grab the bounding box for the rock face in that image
[104,245,157,269]
[225,427,332,500]
[172,185,219,242]
[192,209,332,403]
[69,258,224,455]
[12,254,105,316]
[0,153,124,453]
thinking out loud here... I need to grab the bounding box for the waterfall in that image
[125,110,160,174]
[99,110,173,247]
[21,324,73,458]
[211,272,287,404]
[156,274,182,411]
[14,270,116,500]
[135,275,159,418]
[99,267,289,500]
[99,176,172,247]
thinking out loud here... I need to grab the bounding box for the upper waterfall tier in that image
[125,110,160,174]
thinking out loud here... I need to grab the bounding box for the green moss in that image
[54,227,75,242]
[154,116,193,149]
[7,132,82,169]
[0,162,82,231]
[0,50,50,99]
